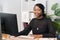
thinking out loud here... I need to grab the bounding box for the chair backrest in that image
[23,22,28,29]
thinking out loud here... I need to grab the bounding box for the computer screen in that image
[0,13,18,36]
[0,16,2,40]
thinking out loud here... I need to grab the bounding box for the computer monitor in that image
[0,13,18,36]
[0,17,2,40]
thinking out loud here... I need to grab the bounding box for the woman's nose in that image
[35,11,38,13]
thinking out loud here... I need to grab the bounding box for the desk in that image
[2,34,57,40]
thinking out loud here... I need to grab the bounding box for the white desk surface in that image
[2,34,57,40]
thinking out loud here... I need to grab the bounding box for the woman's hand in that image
[31,34,43,38]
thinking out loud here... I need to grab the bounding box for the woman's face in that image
[33,6,43,18]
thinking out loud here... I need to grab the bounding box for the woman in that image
[18,3,56,38]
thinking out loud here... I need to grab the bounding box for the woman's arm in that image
[43,18,56,37]
[17,19,34,36]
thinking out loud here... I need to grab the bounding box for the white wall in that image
[47,0,58,15]
[0,0,3,12]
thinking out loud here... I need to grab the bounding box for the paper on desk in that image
[38,38,48,40]
[39,38,57,40]
[18,35,34,39]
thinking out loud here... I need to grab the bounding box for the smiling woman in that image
[18,3,56,38]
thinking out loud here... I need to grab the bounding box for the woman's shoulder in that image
[44,17,52,21]
[31,18,36,20]
[29,18,36,22]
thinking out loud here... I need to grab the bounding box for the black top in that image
[19,17,56,37]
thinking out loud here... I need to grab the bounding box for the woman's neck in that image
[36,16,43,19]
